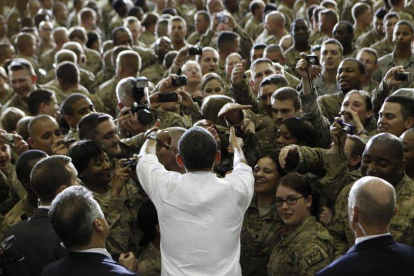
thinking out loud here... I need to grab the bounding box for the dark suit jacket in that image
[2,208,67,276]
[316,235,414,276]
[41,251,139,276]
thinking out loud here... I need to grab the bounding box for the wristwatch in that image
[356,129,369,136]
[147,132,158,141]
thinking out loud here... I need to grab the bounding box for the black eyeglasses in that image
[275,196,304,206]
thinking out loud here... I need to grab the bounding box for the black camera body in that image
[395,72,410,82]
[305,54,320,66]
[338,120,355,134]
[189,46,203,55]
[121,159,137,169]
[172,75,188,87]
[158,92,178,102]
[0,235,24,265]
[130,77,153,125]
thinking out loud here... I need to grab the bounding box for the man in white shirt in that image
[137,126,254,276]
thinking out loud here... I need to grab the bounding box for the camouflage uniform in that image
[0,164,24,216]
[0,195,36,240]
[404,2,414,18]
[343,49,357,59]
[141,63,165,85]
[83,47,103,75]
[2,94,31,115]
[309,31,325,46]
[245,125,278,167]
[6,7,25,38]
[313,75,340,96]
[390,9,414,22]
[355,29,383,50]
[45,67,96,94]
[267,216,334,276]
[65,128,79,141]
[255,29,272,44]
[370,38,394,59]
[284,46,311,78]
[363,79,379,94]
[244,17,264,41]
[91,178,144,259]
[187,31,201,45]
[36,42,55,60]
[137,243,161,276]
[199,26,253,65]
[40,47,58,74]
[329,174,414,259]
[139,31,156,48]
[317,90,343,124]
[299,89,331,149]
[353,26,370,41]
[240,196,284,276]
[97,75,121,118]
[284,71,300,89]
[54,87,107,113]
[231,79,265,115]
[373,52,414,85]
[277,3,295,31]
[0,86,14,105]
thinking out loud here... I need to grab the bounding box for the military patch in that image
[304,250,325,267]
[389,223,406,232]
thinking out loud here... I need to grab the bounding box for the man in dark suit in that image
[316,176,414,276]
[42,185,140,276]
[2,153,78,276]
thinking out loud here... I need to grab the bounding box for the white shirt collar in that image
[355,233,391,245]
[70,248,112,259]
[38,205,50,210]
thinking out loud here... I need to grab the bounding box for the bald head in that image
[28,115,63,155]
[365,133,403,162]
[165,127,186,148]
[349,176,396,227]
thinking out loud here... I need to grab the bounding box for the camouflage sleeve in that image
[372,80,390,119]
[244,134,262,167]
[320,151,351,203]
[121,133,146,153]
[300,89,331,149]
[231,79,259,113]
[298,241,333,276]
[102,196,131,256]
[198,28,215,47]
[316,96,332,124]
[284,146,325,177]
[233,25,254,63]
[328,185,352,260]
[182,102,202,125]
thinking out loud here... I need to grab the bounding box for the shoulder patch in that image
[304,250,325,267]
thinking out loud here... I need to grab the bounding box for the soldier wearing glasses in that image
[267,173,334,276]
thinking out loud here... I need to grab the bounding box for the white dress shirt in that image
[355,233,392,245]
[137,154,254,276]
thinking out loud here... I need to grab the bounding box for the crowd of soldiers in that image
[0,0,414,275]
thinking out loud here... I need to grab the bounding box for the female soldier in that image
[240,152,286,276]
[267,173,333,276]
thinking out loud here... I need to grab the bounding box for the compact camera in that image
[305,54,320,66]
[171,75,188,87]
[130,77,153,125]
[121,159,137,169]
[338,120,355,134]
[189,46,203,56]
